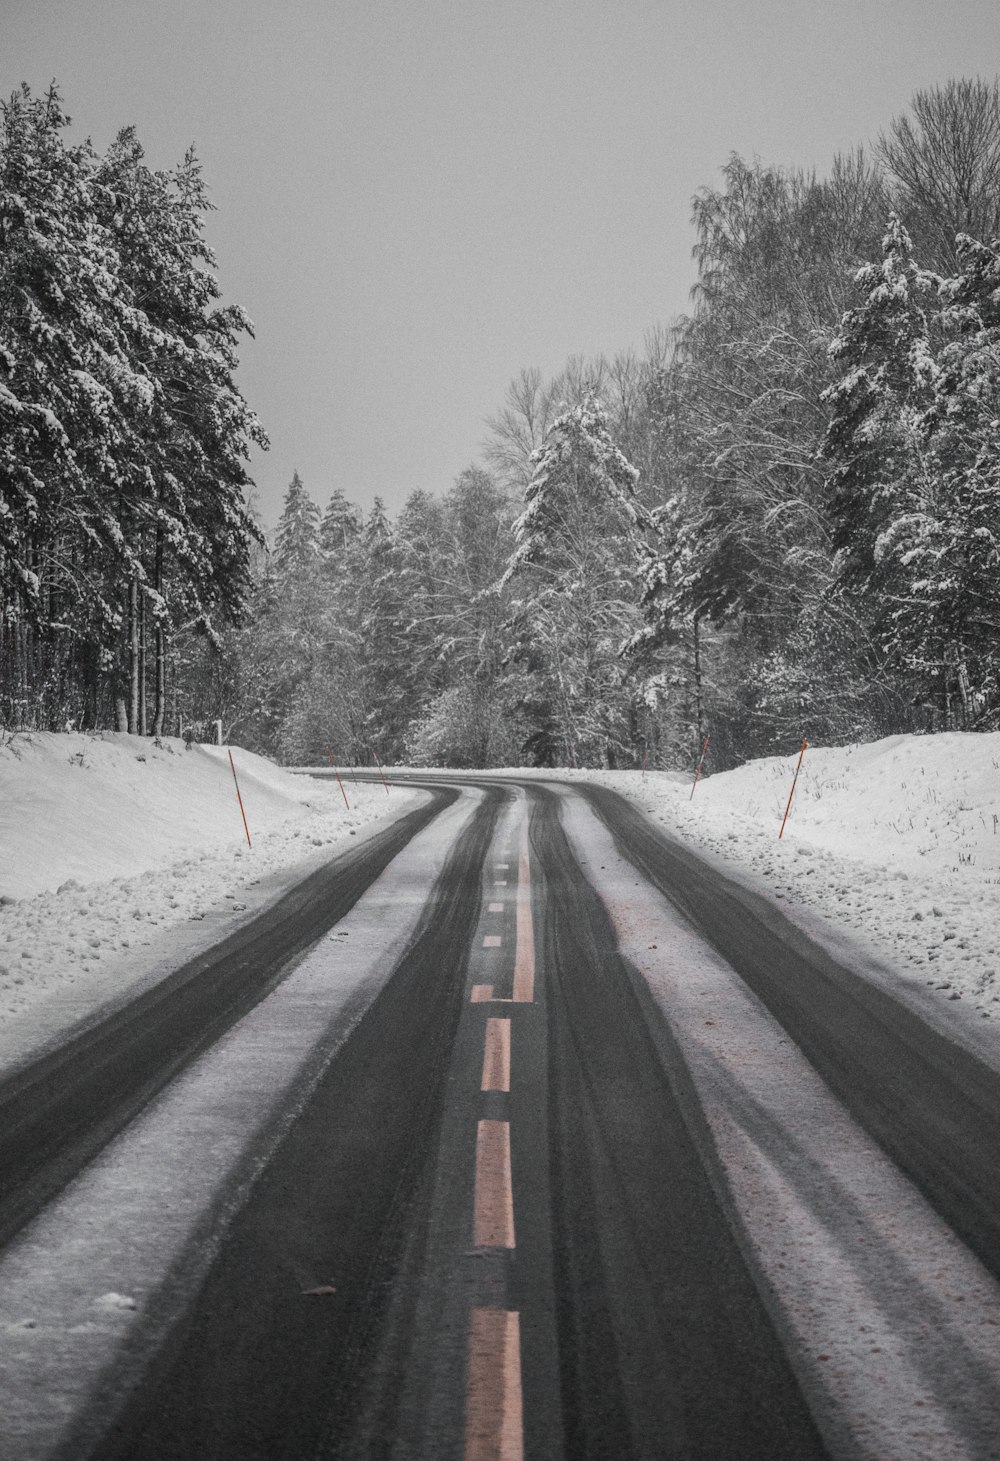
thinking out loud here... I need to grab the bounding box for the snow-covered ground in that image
[499,732,1000,1030]
[0,731,422,1074]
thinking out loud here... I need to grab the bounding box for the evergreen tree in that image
[912,232,1000,723]
[317,489,362,559]
[355,497,412,760]
[502,398,649,765]
[822,215,944,717]
[0,85,171,730]
[94,128,266,731]
[273,471,319,572]
[0,84,266,733]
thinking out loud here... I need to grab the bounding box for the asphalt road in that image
[5,774,1000,1459]
[580,783,1000,1285]
[0,787,452,1248]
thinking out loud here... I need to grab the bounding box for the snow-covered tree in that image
[317,489,362,559]
[502,398,650,765]
[273,472,319,572]
[94,128,266,732]
[632,153,893,763]
[0,85,267,734]
[0,85,149,727]
[822,216,946,717]
[912,233,1000,724]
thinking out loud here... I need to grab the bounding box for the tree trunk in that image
[957,657,972,729]
[153,525,166,737]
[693,613,704,747]
[83,640,98,731]
[153,627,166,737]
[941,638,952,732]
[128,577,139,734]
[138,590,147,736]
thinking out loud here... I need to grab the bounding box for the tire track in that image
[81,789,501,1461]
[532,786,828,1460]
[0,790,453,1251]
[578,783,1000,1287]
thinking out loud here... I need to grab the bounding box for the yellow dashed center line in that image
[464,812,531,1460]
[481,1017,511,1093]
[464,1308,523,1461]
[474,1120,515,1248]
[512,821,534,1004]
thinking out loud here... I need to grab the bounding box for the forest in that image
[2,78,1000,770]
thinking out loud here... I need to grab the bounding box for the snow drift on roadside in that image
[0,731,423,1072]
[0,732,328,899]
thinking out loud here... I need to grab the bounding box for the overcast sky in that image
[5,0,1000,531]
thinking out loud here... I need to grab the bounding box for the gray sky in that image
[5,1,1000,532]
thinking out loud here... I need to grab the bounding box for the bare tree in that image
[879,78,1000,269]
[483,367,561,492]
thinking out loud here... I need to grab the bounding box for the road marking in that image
[512,819,535,1004]
[496,862,509,870]
[481,1018,511,1092]
[465,1308,523,1461]
[494,879,507,887]
[483,935,502,948]
[488,901,503,913]
[471,984,494,1003]
[474,1120,515,1247]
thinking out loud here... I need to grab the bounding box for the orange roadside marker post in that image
[779,738,808,839]
[690,734,711,801]
[227,749,252,848]
[325,747,350,810]
[372,750,390,794]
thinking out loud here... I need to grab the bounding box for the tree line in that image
[204,77,999,771]
[4,78,1000,771]
[0,84,265,735]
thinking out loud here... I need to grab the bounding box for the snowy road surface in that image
[3,774,1000,1459]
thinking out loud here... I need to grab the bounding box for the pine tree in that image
[0,86,267,732]
[502,398,649,766]
[274,472,319,572]
[912,232,1000,724]
[822,215,944,718]
[0,84,150,727]
[94,129,266,732]
[355,497,412,760]
[317,489,362,559]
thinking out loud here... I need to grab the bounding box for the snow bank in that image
[558,732,1000,1029]
[0,732,423,1073]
